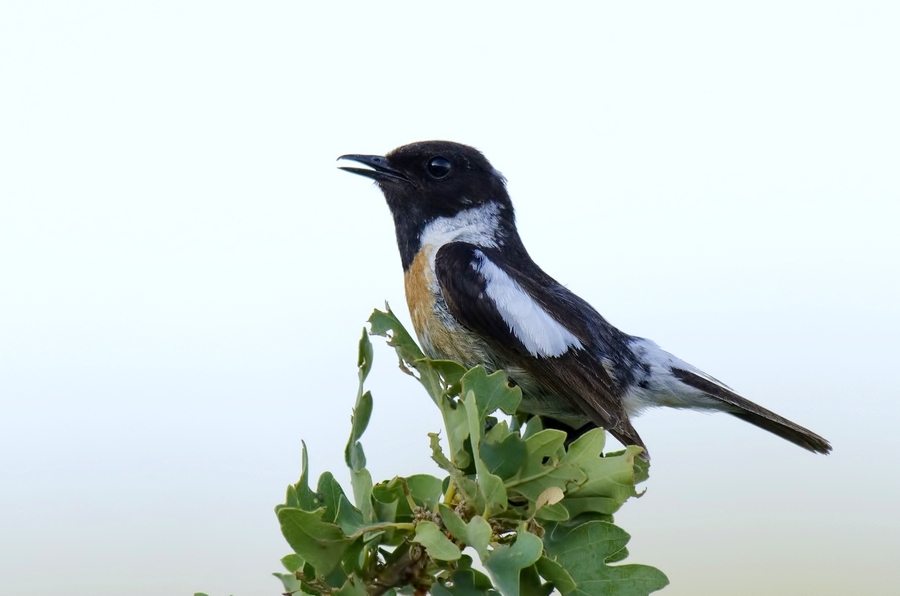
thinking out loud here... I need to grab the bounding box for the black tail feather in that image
[730,410,832,454]
[671,367,832,455]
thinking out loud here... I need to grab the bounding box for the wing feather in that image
[434,242,647,454]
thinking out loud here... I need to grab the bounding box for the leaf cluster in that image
[274,307,668,596]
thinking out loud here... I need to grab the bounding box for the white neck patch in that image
[419,202,501,270]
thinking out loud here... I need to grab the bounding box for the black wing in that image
[434,242,647,453]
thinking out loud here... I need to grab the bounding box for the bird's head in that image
[339,141,517,269]
[339,140,510,218]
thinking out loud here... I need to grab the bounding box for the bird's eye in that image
[426,156,452,179]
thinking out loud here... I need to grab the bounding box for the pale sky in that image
[1,2,898,595]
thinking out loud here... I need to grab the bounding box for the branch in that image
[368,542,428,596]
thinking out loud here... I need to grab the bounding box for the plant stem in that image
[443,481,457,505]
[349,522,415,540]
[368,542,427,596]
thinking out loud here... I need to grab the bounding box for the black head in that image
[339,141,518,269]
[339,140,511,216]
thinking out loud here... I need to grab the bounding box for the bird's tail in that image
[670,367,832,454]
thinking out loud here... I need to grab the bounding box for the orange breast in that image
[403,248,489,366]
[404,249,434,340]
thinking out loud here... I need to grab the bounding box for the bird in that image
[338,140,831,458]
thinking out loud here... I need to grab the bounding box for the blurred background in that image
[1,2,898,595]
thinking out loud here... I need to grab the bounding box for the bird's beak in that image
[337,154,410,183]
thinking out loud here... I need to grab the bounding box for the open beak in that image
[337,154,410,183]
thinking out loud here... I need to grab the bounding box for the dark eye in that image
[426,156,452,179]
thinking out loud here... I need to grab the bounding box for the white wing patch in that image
[475,251,583,358]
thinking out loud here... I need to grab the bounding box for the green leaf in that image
[369,306,467,407]
[439,395,472,469]
[429,432,482,509]
[350,467,374,523]
[316,472,347,521]
[416,359,460,405]
[282,485,300,511]
[323,560,350,590]
[521,416,545,440]
[281,553,304,572]
[414,521,462,561]
[460,366,522,420]
[369,477,416,546]
[345,391,372,471]
[533,502,570,522]
[483,525,544,596]
[630,450,650,486]
[369,306,443,404]
[560,438,644,518]
[315,472,366,535]
[369,306,426,361]
[501,429,643,519]
[345,328,376,525]
[432,564,501,596]
[335,496,366,537]
[297,441,316,508]
[438,503,492,557]
[279,441,317,513]
[272,571,302,594]
[464,390,508,516]
[357,326,374,381]
[542,520,668,596]
[335,575,368,596]
[346,328,374,471]
[480,422,528,479]
[503,429,581,506]
[519,564,554,596]
[407,474,444,509]
[535,556,577,594]
[426,359,468,394]
[277,507,355,577]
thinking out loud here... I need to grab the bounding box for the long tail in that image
[670,367,832,454]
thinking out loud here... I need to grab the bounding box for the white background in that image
[1,2,898,595]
